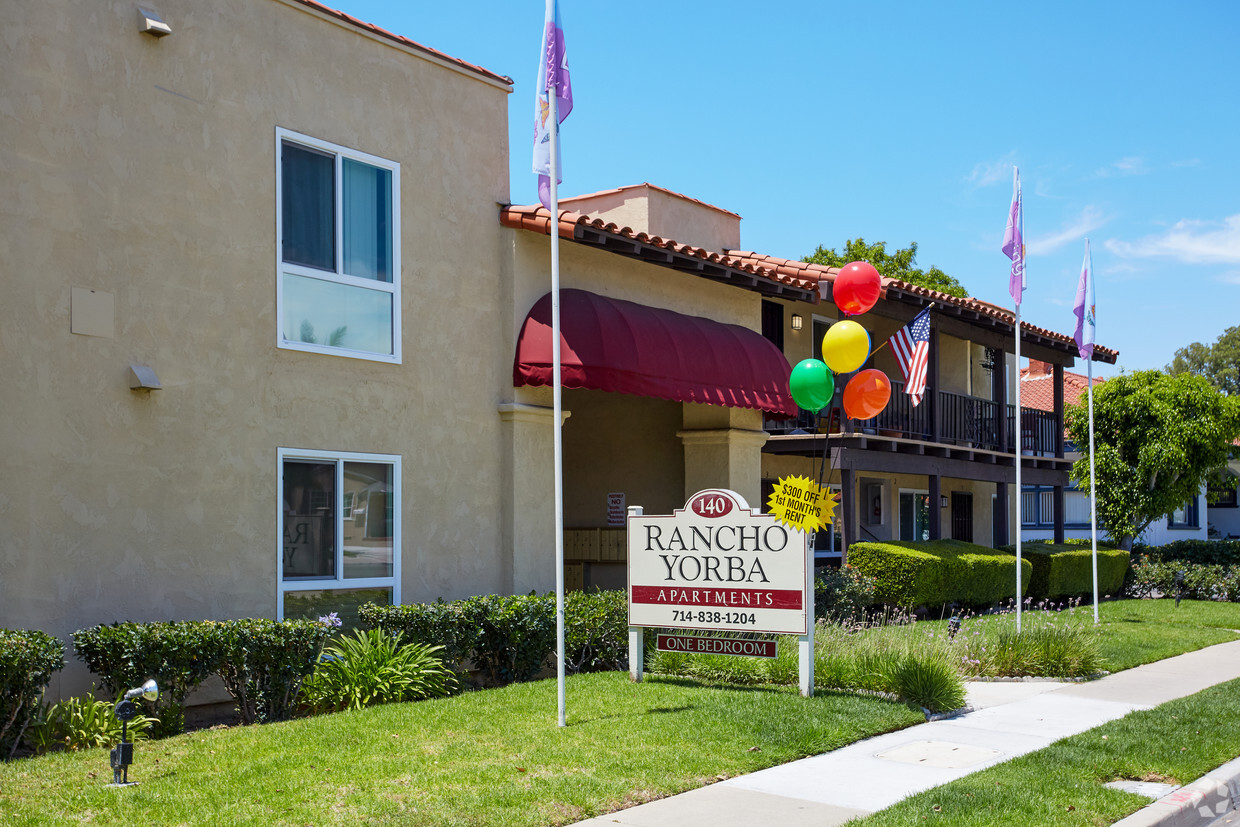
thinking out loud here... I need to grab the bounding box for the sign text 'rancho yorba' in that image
[627,489,809,636]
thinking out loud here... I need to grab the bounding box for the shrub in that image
[72,621,219,737]
[1008,544,1129,600]
[814,565,876,621]
[563,589,628,673]
[1125,556,1240,601]
[848,540,1032,610]
[1132,539,1240,566]
[298,629,457,714]
[958,621,1103,678]
[458,594,556,686]
[358,600,476,669]
[893,650,967,713]
[24,692,156,756]
[0,629,64,760]
[213,619,331,724]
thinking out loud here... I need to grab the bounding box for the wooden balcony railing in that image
[765,381,1061,456]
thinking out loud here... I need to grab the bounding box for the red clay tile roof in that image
[288,0,512,86]
[1019,360,1105,413]
[500,205,818,297]
[726,251,1119,365]
[559,183,743,219]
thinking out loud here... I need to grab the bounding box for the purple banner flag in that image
[1073,238,1096,359]
[1002,167,1025,305]
[532,0,572,209]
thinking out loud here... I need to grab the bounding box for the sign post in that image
[626,489,814,697]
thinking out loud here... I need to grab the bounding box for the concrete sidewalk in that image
[571,639,1240,827]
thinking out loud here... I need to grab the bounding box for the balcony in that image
[765,381,1061,457]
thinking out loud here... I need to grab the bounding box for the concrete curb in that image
[1111,756,1240,827]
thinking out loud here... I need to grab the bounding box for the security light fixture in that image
[109,679,158,786]
[940,495,949,508]
[791,314,803,331]
[137,5,172,37]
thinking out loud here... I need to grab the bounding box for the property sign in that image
[627,488,809,635]
[656,634,777,659]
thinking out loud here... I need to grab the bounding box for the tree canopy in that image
[1066,369,1240,548]
[1167,325,1240,396]
[802,239,968,299]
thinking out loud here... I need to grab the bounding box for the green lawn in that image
[3,599,1236,826]
[0,673,922,827]
[851,677,1240,827]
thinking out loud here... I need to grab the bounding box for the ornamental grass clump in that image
[299,629,457,714]
[24,692,156,756]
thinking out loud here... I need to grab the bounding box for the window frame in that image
[277,447,401,619]
[898,488,930,541]
[275,128,402,364]
[1168,495,1201,530]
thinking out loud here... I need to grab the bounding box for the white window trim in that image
[275,127,402,364]
[277,447,401,619]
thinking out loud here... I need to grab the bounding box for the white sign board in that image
[627,489,809,636]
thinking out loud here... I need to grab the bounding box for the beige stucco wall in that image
[559,185,741,253]
[0,0,513,691]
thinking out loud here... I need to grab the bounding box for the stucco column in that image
[677,405,769,507]
[499,399,570,595]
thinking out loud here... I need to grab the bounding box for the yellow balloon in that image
[821,320,871,373]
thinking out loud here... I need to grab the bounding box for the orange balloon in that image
[843,369,892,420]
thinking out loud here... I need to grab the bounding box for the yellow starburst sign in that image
[767,474,838,534]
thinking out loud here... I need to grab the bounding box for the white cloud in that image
[1027,206,1109,255]
[1218,270,1240,285]
[967,154,1017,188]
[1094,156,1149,177]
[1105,215,1240,265]
[1172,158,1202,168]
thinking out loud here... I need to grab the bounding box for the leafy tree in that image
[803,239,968,298]
[1167,325,1240,396]
[1066,370,1240,549]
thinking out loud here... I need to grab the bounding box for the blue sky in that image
[333,1,1239,379]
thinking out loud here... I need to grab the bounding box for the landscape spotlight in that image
[109,679,158,786]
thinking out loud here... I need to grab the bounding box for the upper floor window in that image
[276,129,400,362]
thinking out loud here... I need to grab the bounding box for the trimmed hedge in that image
[1005,544,1129,600]
[847,539,1032,610]
[360,589,630,685]
[73,621,220,737]
[0,629,64,760]
[74,618,330,730]
[1132,539,1240,566]
[212,619,330,724]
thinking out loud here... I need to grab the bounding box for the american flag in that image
[890,308,931,406]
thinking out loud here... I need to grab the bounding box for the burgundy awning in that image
[514,289,797,416]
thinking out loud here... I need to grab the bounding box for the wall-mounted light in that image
[137,5,172,37]
[940,495,949,508]
[791,314,803,331]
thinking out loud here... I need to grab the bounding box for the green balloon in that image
[789,359,835,412]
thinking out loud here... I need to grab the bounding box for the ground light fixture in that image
[108,679,158,786]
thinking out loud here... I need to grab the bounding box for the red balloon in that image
[843,369,892,420]
[834,261,882,316]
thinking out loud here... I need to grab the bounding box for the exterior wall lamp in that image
[940,495,949,508]
[791,314,803,331]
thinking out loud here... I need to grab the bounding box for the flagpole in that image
[1014,300,1022,634]
[1084,238,1099,625]
[1088,344,1098,624]
[548,82,566,729]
